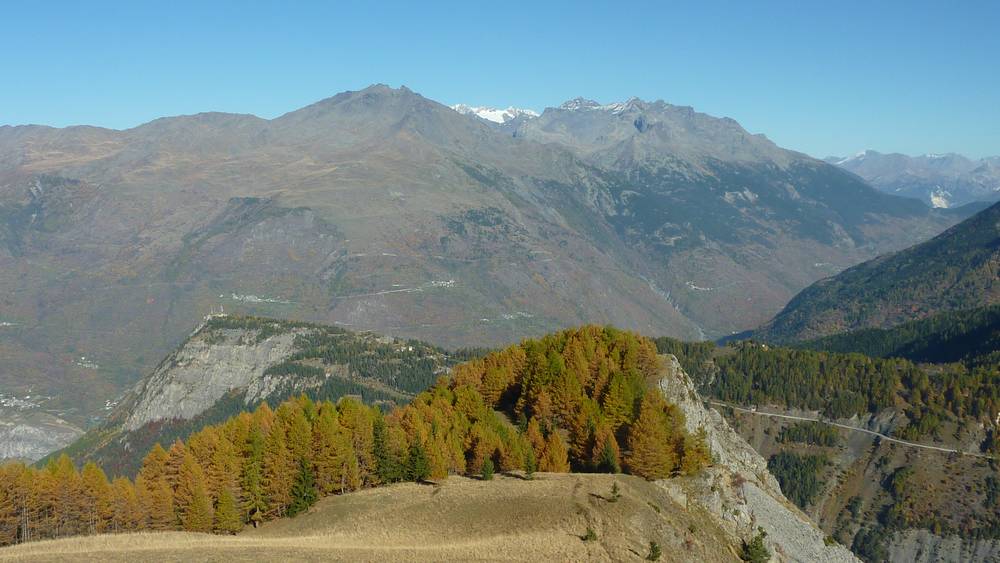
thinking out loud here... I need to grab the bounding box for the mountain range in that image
[827,150,1000,208]
[0,84,973,460]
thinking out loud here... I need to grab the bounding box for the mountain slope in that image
[20,325,857,562]
[828,150,1000,208]
[52,315,466,476]
[510,97,963,336]
[657,336,1000,562]
[798,304,1000,367]
[0,471,855,562]
[756,201,1000,343]
[0,85,969,461]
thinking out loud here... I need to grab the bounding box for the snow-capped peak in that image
[559,97,602,111]
[559,97,640,114]
[835,150,875,165]
[451,104,539,124]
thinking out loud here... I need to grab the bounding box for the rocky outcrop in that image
[0,411,83,461]
[889,529,1000,563]
[124,326,308,431]
[658,354,859,563]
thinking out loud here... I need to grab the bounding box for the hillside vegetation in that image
[0,327,709,546]
[656,337,1000,444]
[52,316,474,476]
[756,201,999,343]
[655,331,1000,560]
[799,304,1000,368]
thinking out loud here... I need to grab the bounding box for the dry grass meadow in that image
[0,473,739,562]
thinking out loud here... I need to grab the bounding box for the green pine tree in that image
[406,440,431,482]
[240,425,266,527]
[373,413,403,483]
[287,459,318,517]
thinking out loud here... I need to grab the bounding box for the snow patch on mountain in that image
[451,104,539,124]
[558,97,640,114]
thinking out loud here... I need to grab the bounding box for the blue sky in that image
[1,0,997,158]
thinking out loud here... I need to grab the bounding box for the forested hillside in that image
[655,334,1000,561]
[756,201,999,343]
[656,337,1000,444]
[799,305,1000,368]
[0,327,709,545]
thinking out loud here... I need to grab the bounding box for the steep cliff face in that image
[124,325,305,431]
[52,315,461,475]
[888,530,1000,562]
[0,410,82,461]
[657,355,858,562]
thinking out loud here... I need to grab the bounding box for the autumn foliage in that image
[0,326,709,545]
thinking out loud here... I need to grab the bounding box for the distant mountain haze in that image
[0,84,973,459]
[827,150,1000,208]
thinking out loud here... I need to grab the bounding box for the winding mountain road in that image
[708,400,996,460]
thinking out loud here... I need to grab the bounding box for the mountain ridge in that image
[827,149,1000,208]
[0,84,971,463]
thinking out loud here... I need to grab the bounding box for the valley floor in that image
[0,473,739,562]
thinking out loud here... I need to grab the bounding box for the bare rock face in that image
[657,354,859,563]
[124,326,307,431]
[0,410,83,461]
[659,354,781,493]
[888,530,1000,563]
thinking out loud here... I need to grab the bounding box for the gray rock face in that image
[658,354,859,563]
[124,326,306,431]
[889,529,1000,563]
[0,410,83,461]
[659,354,781,494]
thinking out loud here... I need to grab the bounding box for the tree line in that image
[0,326,709,546]
[656,338,1000,443]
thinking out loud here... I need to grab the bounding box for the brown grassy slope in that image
[0,473,738,562]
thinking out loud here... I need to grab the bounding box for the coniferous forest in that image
[655,337,1000,444]
[0,326,709,546]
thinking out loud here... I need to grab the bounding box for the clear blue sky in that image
[2,0,997,158]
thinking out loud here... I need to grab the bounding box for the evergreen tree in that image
[214,487,243,534]
[240,424,267,526]
[406,440,431,482]
[591,422,621,473]
[287,459,318,517]
[373,413,403,484]
[524,448,537,480]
